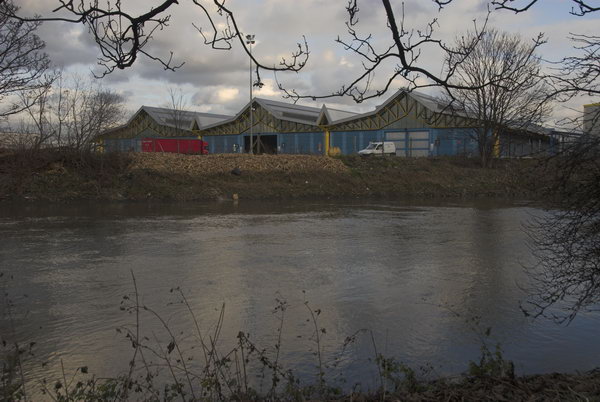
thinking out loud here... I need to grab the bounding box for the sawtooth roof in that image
[97,106,232,139]
[200,97,329,130]
[323,89,469,126]
[317,105,360,126]
[138,106,232,130]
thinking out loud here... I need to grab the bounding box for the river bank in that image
[5,365,600,401]
[0,150,544,202]
[1,189,598,400]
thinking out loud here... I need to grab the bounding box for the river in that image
[1,200,599,396]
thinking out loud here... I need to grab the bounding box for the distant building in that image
[95,106,231,152]
[584,103,600,135]
[97,91,560,157]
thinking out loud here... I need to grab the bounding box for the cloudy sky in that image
[16,0,600,123]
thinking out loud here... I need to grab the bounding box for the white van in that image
[358,141,396,156]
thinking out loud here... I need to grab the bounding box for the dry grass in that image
[0,151,546,202]
[129,153,349,175]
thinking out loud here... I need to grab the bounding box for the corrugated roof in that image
[135,106,231,130]
[324,90,470,126]
[200,97,327,130]
[317,105,359,125]
[257,98,322,125]
[327,107,359,121]
[96,106,232,140]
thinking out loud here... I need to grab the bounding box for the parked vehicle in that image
[141,138,209,154]
[358,141,396,156]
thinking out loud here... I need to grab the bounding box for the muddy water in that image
[1,200,599,394]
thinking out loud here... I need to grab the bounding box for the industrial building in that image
[198,97,330,154]
[97,90,558,157]
[97,106,231,152]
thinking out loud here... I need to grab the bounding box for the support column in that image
[493,134,500,158]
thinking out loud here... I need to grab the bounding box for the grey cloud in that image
[191,87,247,115]
[22,0,599,123]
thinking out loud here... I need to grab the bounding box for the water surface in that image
[1,200,598,394]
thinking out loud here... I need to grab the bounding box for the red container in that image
[142,138,208,154]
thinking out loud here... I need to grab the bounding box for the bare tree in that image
[1,0,598,103]
[18,73,126,150]
[491,0,599,16]
[523,134,600,324]
[443,28,550,167]
[522,28,600,323]
[0,1,520,104]
[13,76,56,150]
[163,87,191,131]
[0,0,52,119]
[0,0,308,85]
[546,33,600,136]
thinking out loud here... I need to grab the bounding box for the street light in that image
[246,34,255,155]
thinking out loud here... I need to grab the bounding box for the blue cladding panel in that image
[104,139,141,152]
[384,130,431,156]
[278,132,324,154]
[330,130,381,155]
[204,132,323,154]
[104,139,117,152]
[431,128,478,156]
[205,135,243,154]
[500,135,551,157]
[331,128,483,156]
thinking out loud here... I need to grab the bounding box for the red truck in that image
[141,138,209,154]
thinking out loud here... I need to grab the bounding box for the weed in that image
[468,342,515,380]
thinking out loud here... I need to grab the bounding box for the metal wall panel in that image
[407,131,430,157]
[205,134,243,154]
[384,116,428,130]
[278,132,324,154]
[500,134,551,157]
[139,127,160,138]
[330,130,381,154]
[384,130,430,157]
[104,138,141,152]
[204,132,325,154]
[408,131,429,140]
[385,131,405,140]
[430,128,478,156]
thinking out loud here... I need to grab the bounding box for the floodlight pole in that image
[246,34,255,155]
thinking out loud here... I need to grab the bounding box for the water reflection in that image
[1,199,598,395]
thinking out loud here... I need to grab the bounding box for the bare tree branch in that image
[524,132,600,324]
[491,0,599,16]
[443,28,551,167]
[0,1,52,119]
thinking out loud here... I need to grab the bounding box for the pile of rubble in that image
[129,153,349,175]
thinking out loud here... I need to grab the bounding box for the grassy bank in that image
[0,150,543,202]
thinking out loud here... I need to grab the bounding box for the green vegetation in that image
[0,150,544,202]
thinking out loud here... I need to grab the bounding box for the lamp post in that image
[246,34,255,154]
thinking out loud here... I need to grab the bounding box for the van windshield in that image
[365,143,378,150]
